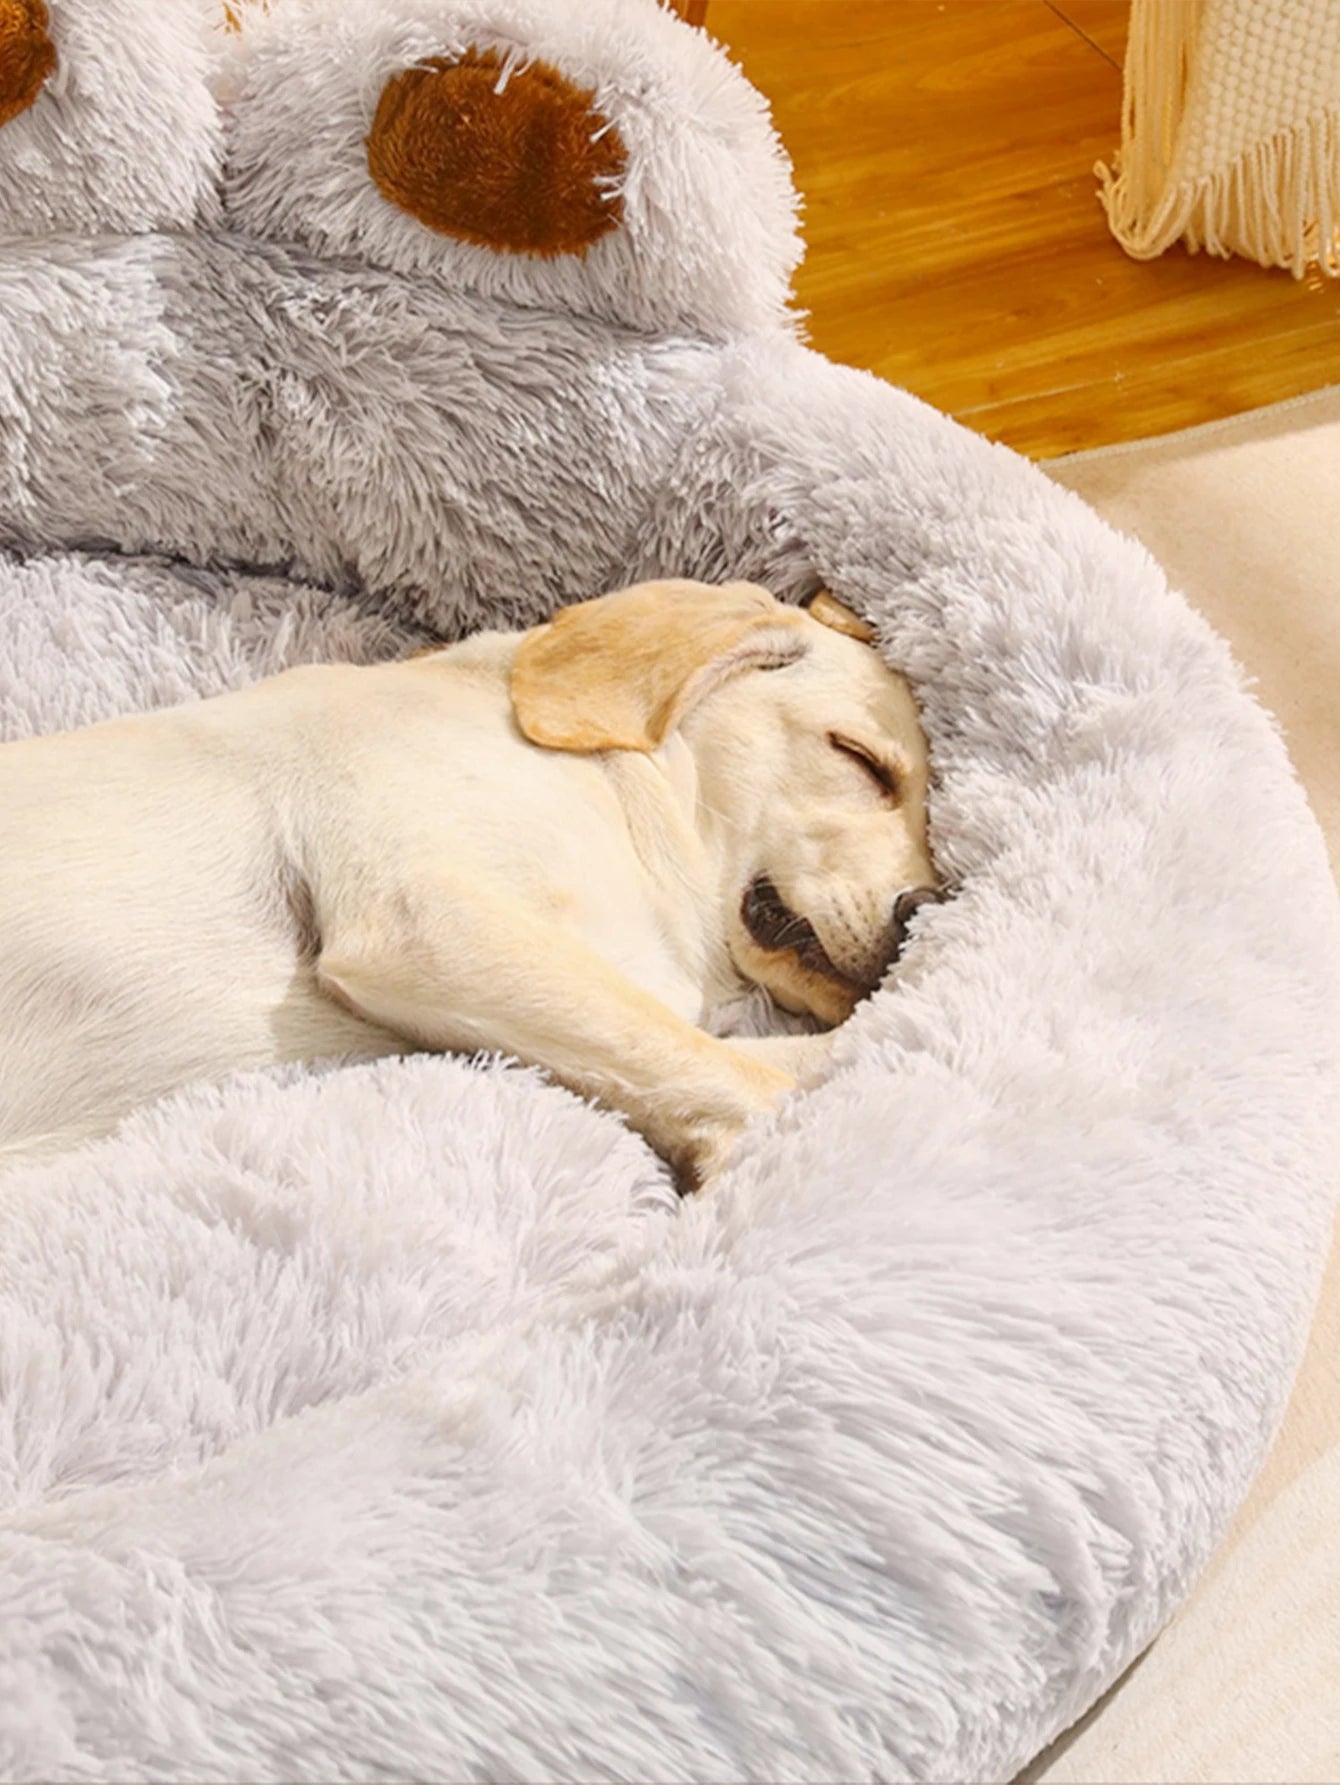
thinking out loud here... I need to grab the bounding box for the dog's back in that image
[0,692,388,1157]
[0,636,688,1161]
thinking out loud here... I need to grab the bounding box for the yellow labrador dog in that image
[0,580,938,1186]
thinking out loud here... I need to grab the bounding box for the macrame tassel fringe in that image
[1097,0,1340,279]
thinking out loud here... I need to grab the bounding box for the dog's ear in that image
[803,589,877,645]
[512,580,808,753]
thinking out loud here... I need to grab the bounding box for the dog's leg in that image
[316,882,794,1189]
[729,1031,837,1084]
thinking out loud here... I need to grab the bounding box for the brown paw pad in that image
[0,0,56,129]
[366,47,626,258]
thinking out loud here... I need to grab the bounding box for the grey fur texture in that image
[0,2,1337,1780]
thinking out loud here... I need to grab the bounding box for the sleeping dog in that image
[0,580,939,1187]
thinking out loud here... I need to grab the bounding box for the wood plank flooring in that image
[705,0,1340,457]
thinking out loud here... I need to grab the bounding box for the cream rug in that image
[1031,389,1340,1783]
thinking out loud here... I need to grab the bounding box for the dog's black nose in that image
[890,885,945,958]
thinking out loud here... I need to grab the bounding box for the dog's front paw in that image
[671,1122,745,1197]
[671,1057,795,1194]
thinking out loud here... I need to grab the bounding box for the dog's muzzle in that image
[889,884,945,959]
[743,876,946,983]
[742,876,841,979]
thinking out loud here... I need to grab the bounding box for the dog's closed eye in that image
[828,732,904,803]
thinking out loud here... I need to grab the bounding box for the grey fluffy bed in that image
[1,1,1338,1780]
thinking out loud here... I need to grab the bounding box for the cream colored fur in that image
[0,579,935,1187]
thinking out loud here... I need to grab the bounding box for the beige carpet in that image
[1018,390,1340,1783]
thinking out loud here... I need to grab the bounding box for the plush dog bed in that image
[2,2,1338,1780]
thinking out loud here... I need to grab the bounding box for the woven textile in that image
[1099,0,1340,276]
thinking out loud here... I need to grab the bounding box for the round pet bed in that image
[0,1,1337,1779]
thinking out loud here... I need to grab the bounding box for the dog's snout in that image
[889,885,944,957]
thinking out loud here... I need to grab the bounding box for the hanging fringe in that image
[1097,0,1340,279]
[1096,0,1201,256]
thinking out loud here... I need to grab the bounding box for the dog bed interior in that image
[1,2,1338,1779]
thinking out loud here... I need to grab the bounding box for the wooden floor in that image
[705,0,1340,458]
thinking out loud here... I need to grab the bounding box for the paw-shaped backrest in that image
[0,0,802,334]
[0,0,806,606]
[220,0,803,337]
[0,0,224,233]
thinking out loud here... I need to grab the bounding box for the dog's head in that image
[511,579,940,1024]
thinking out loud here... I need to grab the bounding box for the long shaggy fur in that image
[0,1,1337,1780]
